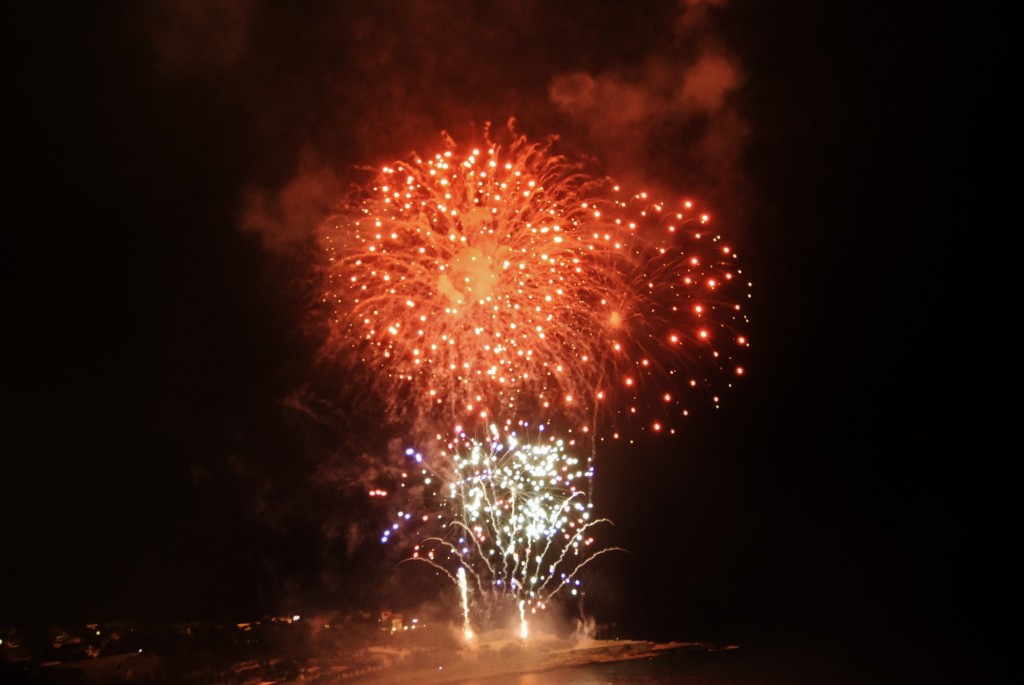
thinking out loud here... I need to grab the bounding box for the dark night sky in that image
[3,1,1014,681]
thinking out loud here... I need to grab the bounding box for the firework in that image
[320,128,750,440]
[330,126,752,637]
[381,423,620,630]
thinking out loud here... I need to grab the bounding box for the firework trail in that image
[457,566,474,641]
[320,126,750,441]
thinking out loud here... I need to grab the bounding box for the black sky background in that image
[3,1,1014,681]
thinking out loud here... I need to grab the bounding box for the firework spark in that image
[320,128,750,440]
[381,423,620,630]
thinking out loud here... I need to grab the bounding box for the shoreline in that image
[353,639,733,685]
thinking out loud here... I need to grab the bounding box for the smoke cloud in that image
[241,147,345,252]
[145,0,254,79]
[140,1,749,249]
[549,0,749,231]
